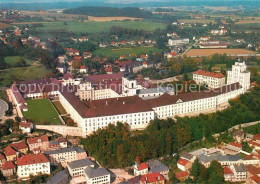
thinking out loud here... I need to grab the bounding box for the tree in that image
[183,73,189,81]
[242,141,252,153]
[208,160,224,184]
[190,158,202,181]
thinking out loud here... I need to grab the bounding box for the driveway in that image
[0,99,8,118]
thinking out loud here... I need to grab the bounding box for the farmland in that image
[17,20,166,34]
[93,46,162,58]
[234,23,260,31]
[185,49,258,57]
[23,99,62,125]
[0,23,10,29]
[178,19,215,24]
[0,65,51,87]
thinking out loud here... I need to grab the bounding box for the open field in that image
[20,21,166,34]
[87,16,142,22]
[234,23,260,31]
[0,23,10,29]
[178,19,215,24]
[235,20,260,24]
[52,101,67,114]
[4,56,35,66]
[23,99,62,125]
[185,49,258,57]
[93,46,162,58]
[0,65,51,87]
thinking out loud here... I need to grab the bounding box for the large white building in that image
[84,167,110,184]
[227,61,251,91]
[168,38,189,46]
[193,70,226,88]
[10,63,249,138]
[17,154,50,179]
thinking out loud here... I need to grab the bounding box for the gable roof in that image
[193,70,225,78]
[0,153,5,160]
[138,162,149,171]
[148,160,169,173]
[177,159,190,167]
[140,173,164,183]
[27,135,49,145]
[2,161,15,170]
[4,145,17,156]
[17,154,49,166]
[224,167,233,175]
[11,141,28,151]
[175,171,189,179]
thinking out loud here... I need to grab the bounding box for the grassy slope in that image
[25,21,166,33]
[0,65,51,87]
[23,99,62,125]
[93,46,162,58]
[4,56,35,65]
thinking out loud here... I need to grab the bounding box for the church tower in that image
[122,65,137,96]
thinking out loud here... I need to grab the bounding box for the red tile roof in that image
[27,135,49,145]
[251,175,260,183]
[2,161,15,170]
[11,141,28,151]
[193,70,225,78]
[247,165,260,175]
[19,122,33,128]
[0,153,6,160]
[85,72,122,82]
[105,67,113,73]
[175,171,189,179]
[63,73,74,80]
[138,162,149,171]
[4,145,17,156]
[80,65,87,69]
[248,140,260,147]
[17,154,49,166]
[224,167,233,175]
[11,84,26,104]
[253,134,260,141]
[140,173,164,183]
[177,159,189,167]
[230,142,242,148]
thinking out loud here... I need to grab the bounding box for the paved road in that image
[0,99,8,118]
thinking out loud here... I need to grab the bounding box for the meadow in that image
[0,65,51,87]
[23,20,166,34]
[178,19,216,24]
[93,46,162,58]
[4,56,35,66]
[234,23,260,31]
[23,99,62,125]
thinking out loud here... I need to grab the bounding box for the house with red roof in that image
[105,67,113,74]
[175,171,189,181]
[250,175,260,184]
[27,135,49,153]
[224,166,234,181]
[140,173,165,184]
[80,65,88,73]
[79,36,88,42]
[4,145,18,161]
[11,141,28,155]
[83,52,92,59]
[248,140,260,150]
[19,121,33,133]
[134,157,149,176]
[17,154,50,179]
[166,52,177,59]
[193,70,225,88]
[224,142,242,155]
[177,158,192,171]
[1,161,16,177]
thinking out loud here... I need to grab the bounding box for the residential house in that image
[224,166,234,181]
[27,135,49,153]
[0,153,6,167]
[79,37,88,42]
[17,154,50,179]
[47,169,70,184]
[243,154,260,165]
[247,165,260,179]
[4,145,18,161]
[248,134,260,150]
[48,137,68,151]
[1,161,16,177]
[19,122,33,133]
[68,158,95,178]
[140,173,165,184]
[84,167,110,184]
[166,52,177,59]
[148,160,169,179]
[224,142,242,155]
[83,52,92,59]
[105,67,113,74]
[230,164,247,182]
[175,171,189,181]
[250,175,260,184]
[180,152,196,162]
[11,141,28,155]
[134,157,149,176]
[45,147,87,166]
[80,65,88,73]
[177,159,192,171]
[232,129,244,143]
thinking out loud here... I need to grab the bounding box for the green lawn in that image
[23,99,62,125]
[4,56,35,66]
[93,46,162,58]
[52,101,67,114]
[25,21,166,33]
[0,65,51,87]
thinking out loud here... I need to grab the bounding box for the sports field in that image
[93,46,162,58]
[23,99,62,125]
[0,65,51,87]
[22,21,166,33]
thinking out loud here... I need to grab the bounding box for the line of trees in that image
[81,87,260,168]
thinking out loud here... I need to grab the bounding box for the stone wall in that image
[36,125,83,137]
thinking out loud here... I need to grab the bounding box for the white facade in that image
[227,61,251,91]
[193,72,225,88]
[17,161,50,179]
[168,38,189,46]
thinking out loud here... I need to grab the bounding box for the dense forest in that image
[81,87,260,168]
[63,7,155,18]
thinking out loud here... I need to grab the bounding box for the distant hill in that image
[63,7,155,18]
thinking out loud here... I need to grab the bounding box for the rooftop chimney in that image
[106,101,108,106]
